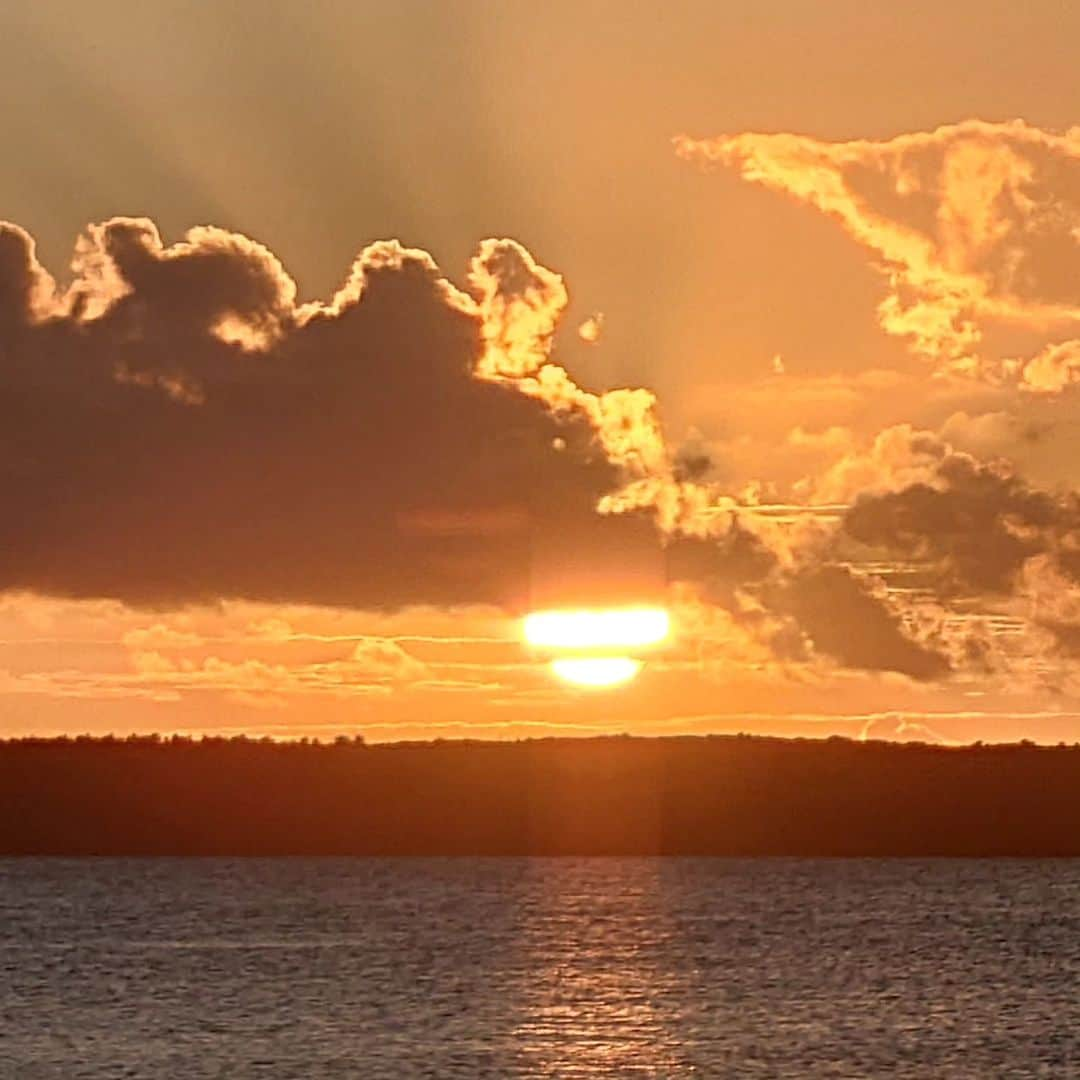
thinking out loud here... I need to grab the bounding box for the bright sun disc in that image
[550,656,643,688]
[523,606,670,650]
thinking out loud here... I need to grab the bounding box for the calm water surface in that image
[1,859,1078,1078]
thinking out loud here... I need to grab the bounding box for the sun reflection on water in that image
[507,861,694,1077]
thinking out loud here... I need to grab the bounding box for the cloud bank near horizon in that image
[0,214,972,684]
[10,200,1080,693]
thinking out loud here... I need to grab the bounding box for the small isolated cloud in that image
[800,424,950,504]
[859,714,953,744]
[348,638,428,682]
[578,313,604,343]
[1019,338,1080,393]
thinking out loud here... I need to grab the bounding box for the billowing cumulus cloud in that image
[667,523,954,680]
[670,121,1080,692]
[0,217,974,685]
[676,120,1080,384]
[800,424,952,504]
[843,432,1080,597]
[0,217,691,611]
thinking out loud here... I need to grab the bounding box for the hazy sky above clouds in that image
[4,1,1080,742]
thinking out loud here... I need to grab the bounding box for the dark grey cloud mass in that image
[774,566,950,681]
[0,218,662,610]
[845,449,1080,596]
[0,216,960,682]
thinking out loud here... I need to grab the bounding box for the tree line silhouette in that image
[2,733,1078,855]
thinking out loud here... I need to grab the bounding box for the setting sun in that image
[522,606,670,688]
[2,1,1076,1072]
[550,656,642,688]
[522,607,671,651]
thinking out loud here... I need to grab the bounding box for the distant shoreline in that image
[4,733,1080,857]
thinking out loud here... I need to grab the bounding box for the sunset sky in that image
[4,1,1080,743]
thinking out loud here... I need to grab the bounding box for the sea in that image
[1,858,1077,1078]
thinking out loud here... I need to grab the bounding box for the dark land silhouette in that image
[2,733,1080,856]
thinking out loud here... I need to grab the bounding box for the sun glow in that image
[549,656,643,688]
[522,607,671,651]
[523,606,671,689]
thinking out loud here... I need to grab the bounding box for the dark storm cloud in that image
[844,445,1080,596]
[0,218,662,610]
[772,566,950,680]
[0,217,962,682]
[668,525,951,679]
[666,524,777,598]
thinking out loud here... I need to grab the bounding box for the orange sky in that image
[3,2,1080,743]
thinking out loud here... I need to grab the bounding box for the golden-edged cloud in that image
[676,120,1080,385]
[3,212,1054,692]
[0,217,695,611]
